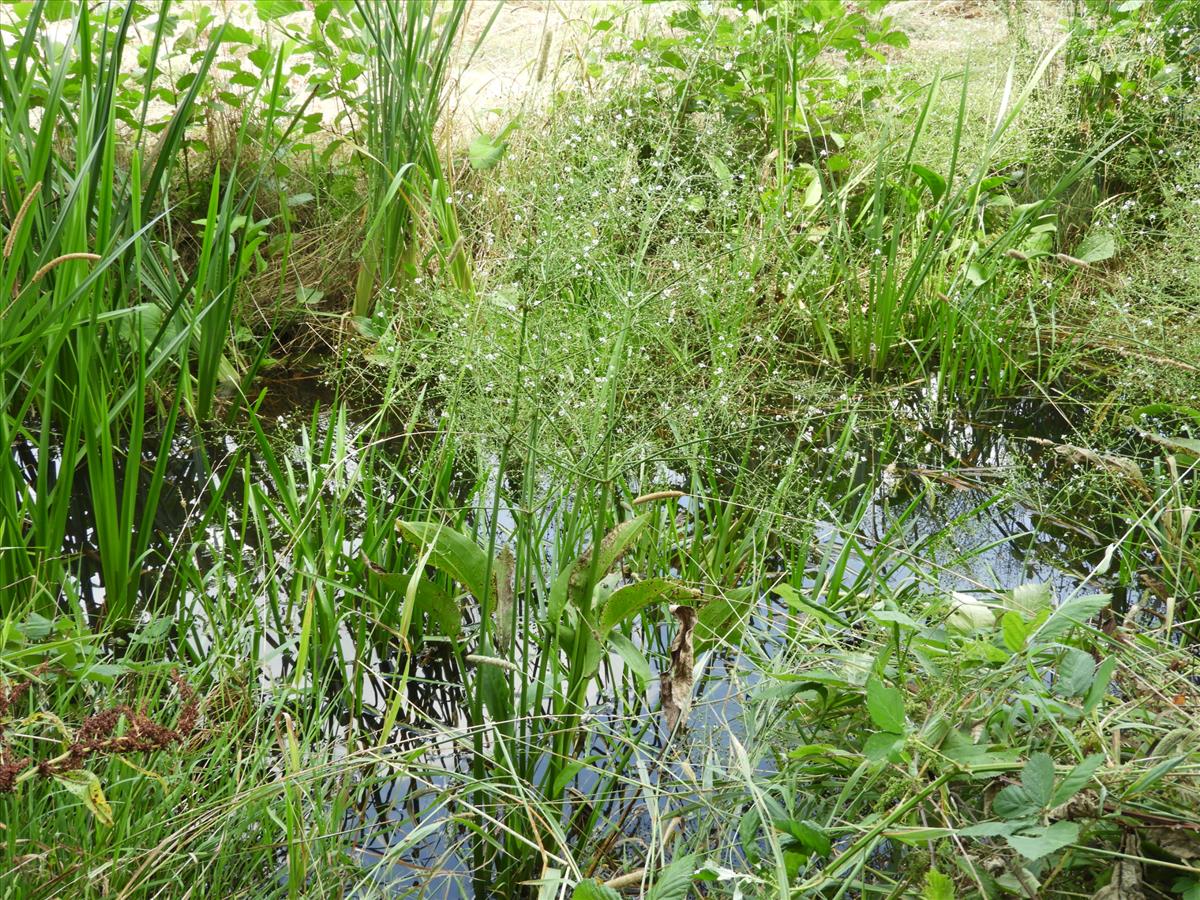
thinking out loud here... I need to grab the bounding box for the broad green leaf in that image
[864,730,905,763]
[554,513,653,618]
[581,514,652,587]
[1011,582,1052,615]
[1005,821,1079,860]
[607,631,651,687]
[960,822,1017,838]
[469,132,507,170]
[922,868,956,900]
[774,819,831,857]
[1052,754,1104,807]
[695,586,754,649]
[994,753,1055,819]
[1075,231,1115,264]
[598,578,695,636]
[1001,611,1029,653]
[774,584,851,628]
[395,521,490,602]
[1054,648,1096,698]
[1036,594,1110,642]
[1021,753,1056,806]
[910,164,946,201]
[646,853,698,900]
[1083,656,1118,714]
[571,878,622,900]
[865,676,906,733]
[946,592,996,632]
[257,0,304,19]
[941,730,1021,772]
[54,770,114,827]
[415,578,462,641]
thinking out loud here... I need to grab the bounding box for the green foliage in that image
[4,0,1200,897]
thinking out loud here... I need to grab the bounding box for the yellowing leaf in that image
[54,770,114,827]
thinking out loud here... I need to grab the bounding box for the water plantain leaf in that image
[910,163,946,201]
[647,853,698,900]
[363,555,462,642]
[571,514,652,593]
[696,586,755,650]
[493,546,515,653]
[598,578,696,637]
[552,513,654,618]
[416,578,462,642]
[478,660,512,724]
[396,521,490,602]
[607,631,651,688]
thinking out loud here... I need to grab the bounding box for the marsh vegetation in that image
[2,1,1200,897]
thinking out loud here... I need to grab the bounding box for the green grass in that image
[4,0,1200,897]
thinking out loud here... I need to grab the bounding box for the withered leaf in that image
[493,545,515,654]
[1093,831,1145,900]
[660,605,696,734]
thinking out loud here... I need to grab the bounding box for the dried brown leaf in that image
[1093,832,1145,900]
[660,605,696,734]
[493,545,515,654]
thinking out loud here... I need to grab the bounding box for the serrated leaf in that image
[960,821,1018,837]
[571,879,622,900]
[993,783,1041,820]
[646,853,698,900]
[1036,594,1110,642]
[946,592,996,632]
[864,730,905,763]
[922,868,956,900]
[1054,648,1096,698]
[1011,582,1052,615]
[1022,753,1056,806]
[1084,656,1118,715]
[775,819,832,857]
[1005,821,1079,860]
[994,753,1055,819]
[1052,754,1104,807]
[865,677,906,733]
[257,0,304,19]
